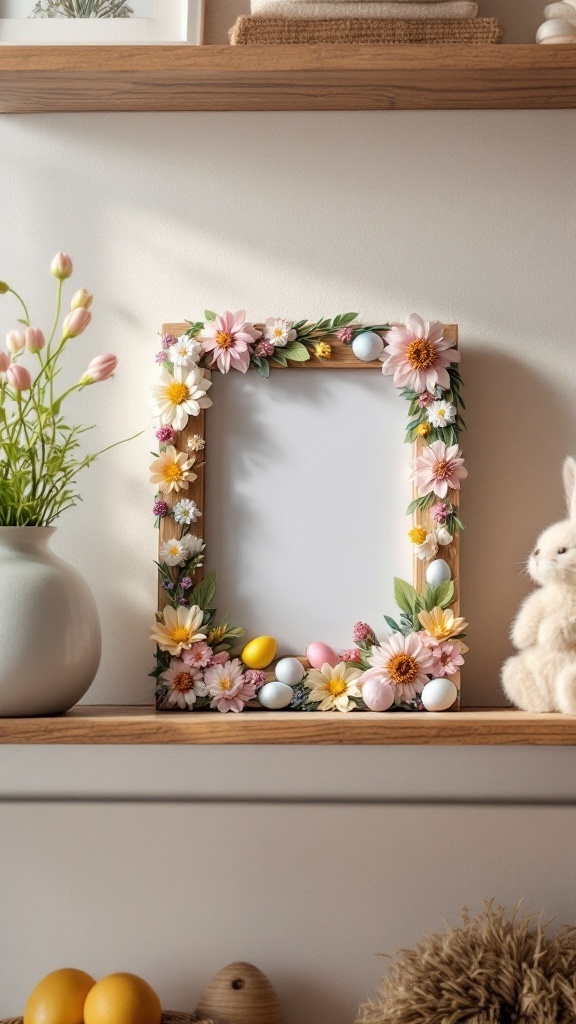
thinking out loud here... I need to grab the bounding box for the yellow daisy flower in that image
[409,526,427,545]
[315,342,332,360]
[149,445,197,495]
[418,606,468,641]
[150,604,206,656]
[305,661,362,712]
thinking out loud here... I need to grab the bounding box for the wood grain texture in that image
[1,706,576,744]
[0,45,575,113]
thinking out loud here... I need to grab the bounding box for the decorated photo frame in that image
[150,313,467,715]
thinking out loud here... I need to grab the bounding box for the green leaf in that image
[270,349,288,367]
[394,577,419,616]
[384,615,402,633]
[423,580,455,611]
[282,341,310,362]
[406,493,436,516]
[204,309,217,322]
[334,312,359,328]
[191,569,218,612]
[254,358,270,378]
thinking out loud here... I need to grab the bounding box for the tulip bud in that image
[0,281,9,294]
[0,352,10,373]
[25,327,45,354]
[70,288,93,311]
[50,252,73,280]
[6,330,25,354]
[7,363,31,392]
[80,353,117,385]
[62,308,92,340]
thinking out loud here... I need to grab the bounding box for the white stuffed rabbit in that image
[502,457,576,714]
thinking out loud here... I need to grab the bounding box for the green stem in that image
[8,288,31,327]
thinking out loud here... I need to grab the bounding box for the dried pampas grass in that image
[356,902,576,1024]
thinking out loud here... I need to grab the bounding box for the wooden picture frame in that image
[150,314,466,715]
[0,1,204,45]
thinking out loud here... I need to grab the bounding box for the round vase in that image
[0,527,101,716]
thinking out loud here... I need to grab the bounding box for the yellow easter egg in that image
[24,968,96,1024]
[241,636,278,670]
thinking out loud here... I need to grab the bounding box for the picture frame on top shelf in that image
[149,313,467,716]
[0,0,204,44]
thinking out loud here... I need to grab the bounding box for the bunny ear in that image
[563,457,576,520]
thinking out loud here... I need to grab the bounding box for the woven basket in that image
[230,15,503,43]
[1,1015,214,1024]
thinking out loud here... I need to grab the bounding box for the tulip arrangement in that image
[0,252,134,526]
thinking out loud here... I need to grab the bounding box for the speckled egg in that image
[425,559,452,587]
[352,331,384,363]
[275,657,305,687]
[306,642,338,669]
[258,681,294,710]
[241,636,278,670]
[421,677,458,712]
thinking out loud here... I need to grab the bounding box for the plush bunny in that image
[502,457,576,714]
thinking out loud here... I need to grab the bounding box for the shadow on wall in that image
[462,345,569,706]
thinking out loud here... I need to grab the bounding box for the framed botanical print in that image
[0,0,204,44]
[150,313,467,715]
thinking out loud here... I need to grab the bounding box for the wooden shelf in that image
[1,706,576,744]
[0,44,575,112]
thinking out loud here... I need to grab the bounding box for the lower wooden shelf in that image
[0,706,575,745]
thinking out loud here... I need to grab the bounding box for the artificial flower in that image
[6,330,24,354]
[153,499,169,518]
[255,340,275,359]
[207,624,227,646]
[200,310,261,374]
[359,632,434,705]
[418,606,468,641]
[430,502,452,523]
[411,439,467,499]
[437,527,453,546]
[178,597,190,607]
[51,251,73,280]
[181,534,205,558]
[180,576,193,590]
[341,648,362,663]
[205,657,255,713]
[173,498,201,525]
[151,365,213,431]
[161,659,207,709]
[211,650,230,665]
[380,314,460,393]
[414,531,438,562]
[161,580,175,592]
[418,390,435,408]
[63,307,91,339]
[244,669,266,689]
[408,526,427,545]
[264,317,296,348]
[150,604,206,656]
[25,327,45,354]
[149,445,197,495]
[427,399,457,428]
[71,288,93,310]
[352,621,376,644]
[337,327,354,344]
[305,662,362,712]
[0,352,10,374]
[155,351,169,364]
[161,537,187,567]
[182,640,213,669]
[315,342,331,359]
[169,335,202,368]
[155,426,176,446]
[80,353,117,384]
[161,333,177,350]
[426,639,465,678]
[416,423,431,438]
[7,364,31,392]
[188,434,205,452]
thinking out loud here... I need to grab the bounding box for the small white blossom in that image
[437,527,453,546]
[427,399,456,428]
[169,335,202,368]
[182,534,206,558]
[414,531,439,562]
[188,434,206,453]
[264,317,297,348]
[173,499,202,525]
[161,537,187,567]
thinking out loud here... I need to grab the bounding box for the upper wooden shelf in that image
[1,706,576,744]
[0,44,575,113]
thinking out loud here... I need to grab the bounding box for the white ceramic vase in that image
[0,527,101,716]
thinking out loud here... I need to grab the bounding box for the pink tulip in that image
[80,353,117,385]
[6,329,25,354]
[71,288,93,310]
[63,308,92,339]
[0,352,10,372]
[50,252,73,280]
[25,327,45,354]
[7,363,31,392]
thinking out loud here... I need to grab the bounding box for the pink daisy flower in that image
[161,659,207,710]
[200,311,261,374]
[412,439,468,499]
[380,313,460,393]
[424,638,466,678]
[182,640,213,669]
[205,657,255,713]
[359,632,434,705]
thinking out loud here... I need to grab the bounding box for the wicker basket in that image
[1,1015,214,1024]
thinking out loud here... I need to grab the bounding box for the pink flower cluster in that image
[430,502,452,524]
[341,648,362,663]
[161,645,266,713]
[352,622,377,644]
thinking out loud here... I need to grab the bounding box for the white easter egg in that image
[421,677,458,712]
[352,331,384,363]
[426,559,452,587]
[275,657,305,687]
[258,681,294,710]
[536,17,576,41]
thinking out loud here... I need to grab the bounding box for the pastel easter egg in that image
[426,558,452,587]
[258,681,294,710]
[421,677,458,712]
[275,657,305,687]
[352,331,384,363]
[241,636,278,670]
[362,676,395,712]
[536,17,576,42]
[306,642,338,669]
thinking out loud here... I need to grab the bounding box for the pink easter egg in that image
[306,642,338,669]
[362,676,395,712]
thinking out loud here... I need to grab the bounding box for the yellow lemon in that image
[241,635,278,670]
[83,973,162,1024]
[24,968,96,1024]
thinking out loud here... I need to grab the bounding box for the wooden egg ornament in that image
[274,657,305,686]
[421,677,458,712]
[258,681,293,709]
[425,559,451,587]
[196,961,283,1024]
[241,636,278,670]
[352,331,384,363]
[306,641,338,669]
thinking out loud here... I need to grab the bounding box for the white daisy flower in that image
[414,531,439,562]
[264,317,297,348]
[169,335,203,369]
[151,365,213,431]
[161,537,187,566]
[182,534,206,558]
[173,499,202,525]
[427,399,457,428]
